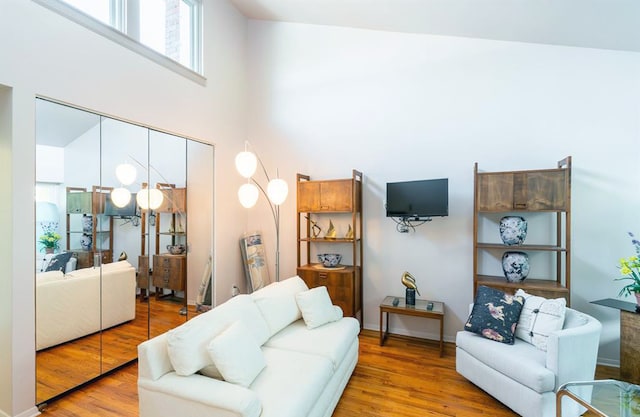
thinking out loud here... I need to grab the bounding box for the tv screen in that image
[105,193,137,217]
[386,178,448,218]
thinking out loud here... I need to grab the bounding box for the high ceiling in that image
[230,0,640,52]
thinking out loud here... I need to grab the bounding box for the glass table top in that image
[558,380,640,417]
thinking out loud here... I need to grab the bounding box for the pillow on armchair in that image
[42,252,73,273]
[464,285,525,344]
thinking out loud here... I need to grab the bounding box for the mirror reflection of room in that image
[34,98,212,404]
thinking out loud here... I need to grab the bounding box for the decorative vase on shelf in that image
[45,248,54,254]
[502,251,530,282]
[81,214,93,234]
[499,216,528,245]
[80,233,92,251]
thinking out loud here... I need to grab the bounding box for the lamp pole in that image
[236,142,288,282]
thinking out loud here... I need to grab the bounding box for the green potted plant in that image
[615,232,640,306]
[38,231,61,254]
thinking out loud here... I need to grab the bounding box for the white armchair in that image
[456,307,602,417]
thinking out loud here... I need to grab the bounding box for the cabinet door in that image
[522,171,567,210]
[297,182,320,212]
[298,180,353,212]
[297,268,355,316]
[67,192,92,213]
[319,180,353,211]
[476,173,514,211]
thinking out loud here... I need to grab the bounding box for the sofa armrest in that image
[138,372,262,417]
[546,310,602,388]
[138,333,174,381]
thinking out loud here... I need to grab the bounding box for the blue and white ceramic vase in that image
[501,251,530,282]
[81,214,93,234]
[80,233,92,251]
[499,216,527,245]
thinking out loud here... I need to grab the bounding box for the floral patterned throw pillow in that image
[464,285,525,344]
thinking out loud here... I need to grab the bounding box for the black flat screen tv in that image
[386,178,448,219]
[105,193,137,217]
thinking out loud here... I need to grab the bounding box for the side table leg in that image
[439,316,444,357]
[379,308,383,346]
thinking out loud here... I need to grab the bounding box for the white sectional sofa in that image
[36,260,137,350]
[138,276,360,417]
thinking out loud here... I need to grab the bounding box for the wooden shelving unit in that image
[65,186,113,268]
[473,157,572,304]
[296,170,364,325]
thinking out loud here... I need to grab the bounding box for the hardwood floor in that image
[39,329,620,417]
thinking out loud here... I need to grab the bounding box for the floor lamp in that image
[235,141,288,282]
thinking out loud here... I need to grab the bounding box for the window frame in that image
[32,0,205,85]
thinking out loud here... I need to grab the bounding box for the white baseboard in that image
[597,357,620,368]
[0,406,40,417]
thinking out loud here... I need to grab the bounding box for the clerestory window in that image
[33,0,203,82]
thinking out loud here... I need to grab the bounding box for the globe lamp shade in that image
[115,163,137,186]
[267,178,288,205]
[235,151,257,179]
[238,183,259,208]
[136,187,164,210]
[111,187,132,208]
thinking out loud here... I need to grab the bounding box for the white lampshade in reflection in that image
[111,187,132,208]
[238,183,259,208]
[235,151,258,178]
[267,178,288,205]
[136,187,164,210]
[115,163,137,186]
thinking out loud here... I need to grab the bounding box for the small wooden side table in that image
[379,295,445,357]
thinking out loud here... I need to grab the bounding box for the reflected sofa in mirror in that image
[35,98,214,404]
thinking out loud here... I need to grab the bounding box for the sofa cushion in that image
[296,286,343,329]
[464,285,524,344]
[515,289,566,351]
[251,346,333,417]
[208,321,266,388]
[251,276,309,336]
[36,270,65,283]
[167,295,271,376]
[456,330,555,393]
[264,317,360,370]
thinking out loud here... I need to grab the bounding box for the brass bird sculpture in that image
[401,271,421,296]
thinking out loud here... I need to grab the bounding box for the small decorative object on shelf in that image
[305,215,322,238]
[499,216,528,245]
[167,244,186,255]
[325,219,336,239]
[502,251,530,282]
[405,288,416,306]
[400,271,421,295]
[344,224,354,239]
[317,253,342,267]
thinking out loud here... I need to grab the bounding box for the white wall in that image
[0,0,248,415]
[246,21,640,366]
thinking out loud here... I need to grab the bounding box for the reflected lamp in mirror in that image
[115,163,137,185]
[111,187,132,208]
[137,186,164,210]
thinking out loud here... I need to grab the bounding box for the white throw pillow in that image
[251,276,309,335]
[515,289,566,351]
[295,286,343,329]
[207,321,266,388]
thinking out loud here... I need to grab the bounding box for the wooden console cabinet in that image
[153,254,186,292]
[473,157,572,304]
[296,170,363,326]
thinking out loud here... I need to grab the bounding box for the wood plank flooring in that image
[39,329,619,417]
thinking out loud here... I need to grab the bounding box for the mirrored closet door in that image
[35,98,214,404]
